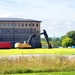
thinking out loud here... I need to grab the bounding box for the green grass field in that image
[3,71,75,75]
[0,48,75,75]
[0,48,75,55]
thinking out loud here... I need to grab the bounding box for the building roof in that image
[0,18,42,22]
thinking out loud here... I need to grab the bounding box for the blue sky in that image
[0,0,75,37]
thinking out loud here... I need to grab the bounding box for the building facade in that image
[0,18,41,48]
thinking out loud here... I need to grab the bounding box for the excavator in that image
[15,29,52,49]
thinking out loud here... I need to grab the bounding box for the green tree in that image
[51,37,62,48]
[62,37,74,47]
[66,31,75,41]
[41,37,62,48]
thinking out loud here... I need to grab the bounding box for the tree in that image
[66,31,75,41]
[41,37,62,48]
[51,37,62,48]
[62,37,74,47]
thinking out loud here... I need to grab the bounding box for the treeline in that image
[41,30,75,48]
[41,37,61,48]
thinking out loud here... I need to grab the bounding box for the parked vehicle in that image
[0,42,12,49]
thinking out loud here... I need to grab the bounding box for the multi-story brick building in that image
[0,18,41,48]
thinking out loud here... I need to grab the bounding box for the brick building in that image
[0,18,41,48]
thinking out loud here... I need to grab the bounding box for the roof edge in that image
[0,18,42,22]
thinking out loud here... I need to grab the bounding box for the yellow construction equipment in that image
[15,42,32,49]
[15,29,52,49]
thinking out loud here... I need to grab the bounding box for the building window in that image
[18,30,20,33]
[0,30,2,33]
[0,23,2,26]
[25,29,27,32]
[7,36,10,40]
[22,23,24,26]
[18,23,20,26]
[11,30,13,33]
[33,24,34,26]
[7,23,9,26]
[4,23,6,26]
[25,24,27,26]
[36,24,38,27]
[21,30,24,32]
[15,30,17,33]
[15,23,16,26]
[29,24,31,26]
[0,36,2,40]
[11,23,13,26]
[7,30,10,33]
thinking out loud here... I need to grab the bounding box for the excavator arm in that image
[42,30,52,48]
[27,29,52,48]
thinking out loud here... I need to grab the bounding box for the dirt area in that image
[0,54,75,60]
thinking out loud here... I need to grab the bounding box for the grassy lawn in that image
[0,48,75,74]
[3,71,75,75]
[0,48,75,55]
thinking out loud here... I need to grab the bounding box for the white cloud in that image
[0,13,12,18]
[0,0,75,37]
[65,21,72,25]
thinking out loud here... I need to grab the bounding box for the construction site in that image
[0,18,52,49]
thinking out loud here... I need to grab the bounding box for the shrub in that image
[62,37,74,47]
